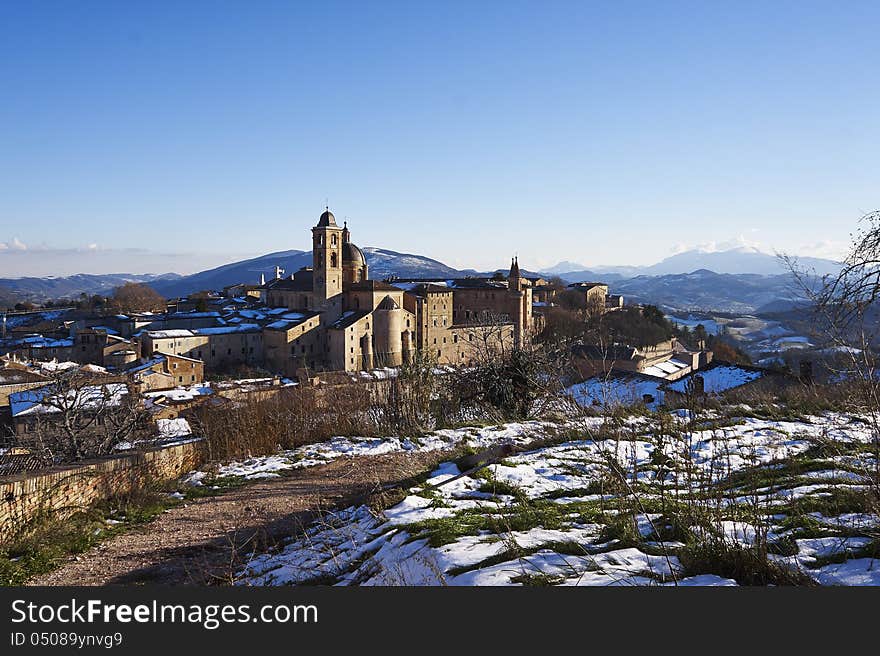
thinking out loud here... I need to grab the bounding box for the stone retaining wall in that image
[0,439,205,543]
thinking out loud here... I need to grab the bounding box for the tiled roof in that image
[329,310,370,330]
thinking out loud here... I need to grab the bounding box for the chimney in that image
[260,273,266,285]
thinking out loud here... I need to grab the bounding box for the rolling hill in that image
[0,273,181,303]
[147,247,465,298]
[2,244,833,314]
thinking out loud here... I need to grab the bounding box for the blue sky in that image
[1,1,878,276]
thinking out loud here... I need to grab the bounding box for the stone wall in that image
[0,439,205,543]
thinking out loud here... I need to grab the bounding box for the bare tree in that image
[448,313,571,421]
[112,282,166,313]
[784,209,880,483]
[16,369,150,463]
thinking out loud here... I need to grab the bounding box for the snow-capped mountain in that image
[361,248,461,279]
[538,260,590,275]
[145,247,464,298]
[544,246,841,278]
[4,243,840,315]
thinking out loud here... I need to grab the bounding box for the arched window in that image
[331,234,337,246]
[330,252,338,268]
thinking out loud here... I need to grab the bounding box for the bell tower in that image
[312,207,344,318]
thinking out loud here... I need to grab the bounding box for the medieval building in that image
[261,209,532,374]
[133,209,533,377]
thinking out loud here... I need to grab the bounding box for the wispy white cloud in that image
[0,237,28,251]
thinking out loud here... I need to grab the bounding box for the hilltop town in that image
[1,209,876,591]
[0,209,739,447]
[0,209,688,434]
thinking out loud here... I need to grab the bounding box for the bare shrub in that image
[16,370,150,464]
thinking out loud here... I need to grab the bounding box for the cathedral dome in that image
[342,242,366,267]
[317,209,337,227]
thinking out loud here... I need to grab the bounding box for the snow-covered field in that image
[666,314,720,336]
[203,421,569,481]
[235,411,879,586]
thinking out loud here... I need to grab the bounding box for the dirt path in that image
[29,451,449,586]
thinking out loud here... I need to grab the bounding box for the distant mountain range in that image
[541,246,841,279]
[0,273,182,304]
[612,270,813,314]
[147,247,467,298]
[0,284,19,308]
[0,244,836,315]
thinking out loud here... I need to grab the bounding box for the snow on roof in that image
[265,320,295,330]
[667,366,764,394]
[193,323,261,335]
[10,383,129,417]
[330,310,370,330]
[156,417,192,439]
[88,326,120,335]
[126,355,166,373]
[143,384,213,403]
[146,329,195,339]
[25,337,74,349]
[38,360,80,374]
[235,309,266,320]
[567,376,664,409]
